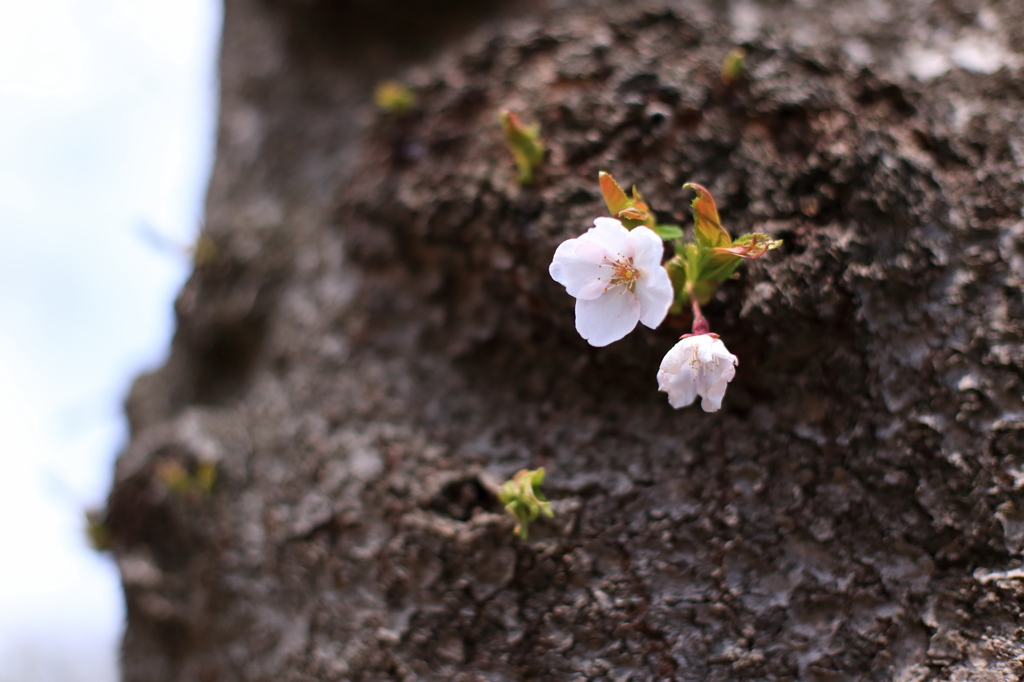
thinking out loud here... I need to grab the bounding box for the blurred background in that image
[0,0,220,679]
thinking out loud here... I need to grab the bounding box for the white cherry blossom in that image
[657,334,738,412]
[549,218,673,347]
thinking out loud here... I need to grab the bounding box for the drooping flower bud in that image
[657,334,738,412]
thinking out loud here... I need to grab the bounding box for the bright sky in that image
[0,0,220,679]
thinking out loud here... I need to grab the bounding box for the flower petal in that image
[576,279,608,299]
[700,391,725,412]
[636,263,674,329]
[579,217,631,260]
[700,371,734,412]
[710,338,738,366]
[550,238,611,300]
[572,237,611,264]
[658,338,691,374]
[622,224,671,327]
[627,225,666,271]
[575,287,640,346]
[698,342,737,411]
[691,334,716,363]
[659,370,699,408]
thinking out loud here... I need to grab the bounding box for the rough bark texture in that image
[108,0,1024,679]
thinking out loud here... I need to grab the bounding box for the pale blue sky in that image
[0,0,220,679]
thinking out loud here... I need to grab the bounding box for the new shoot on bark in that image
[500,110,545,186]
[499,468,553,539]
[374,80,417,114]
[86,508,112,552]
[191,233,217,266]
[155,459,217,496]
[722,48,746,85]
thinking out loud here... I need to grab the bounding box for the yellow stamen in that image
[688,346,721,380]
[608,256,640,292]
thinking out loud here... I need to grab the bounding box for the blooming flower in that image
[549,218,674,347]
[657,334,738,412]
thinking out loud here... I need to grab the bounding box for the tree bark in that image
[108,0,1024,679]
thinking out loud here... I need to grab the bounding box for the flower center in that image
[688,345,721,380]
[608,258,640,292]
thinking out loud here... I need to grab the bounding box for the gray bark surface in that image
[108,0,1024,679]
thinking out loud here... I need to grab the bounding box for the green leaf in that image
[699,251,744,283]
[598,172,656,229]
[599,171,631,216]
[652,224,684,241]
[690,280,718,305]
[683,183,731,249]
[673,276,717,307]
[662,185,783,310]
[712,232,783,259]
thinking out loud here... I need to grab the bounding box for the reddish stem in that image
[686,281,710,336]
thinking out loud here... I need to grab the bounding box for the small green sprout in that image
[722,48,746,85]
[155,459,217,496]
[500,110,545,186]
[191,234,217,266]
[499,468,554,539]
[86,508,111,552]
[374,80,417,114]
